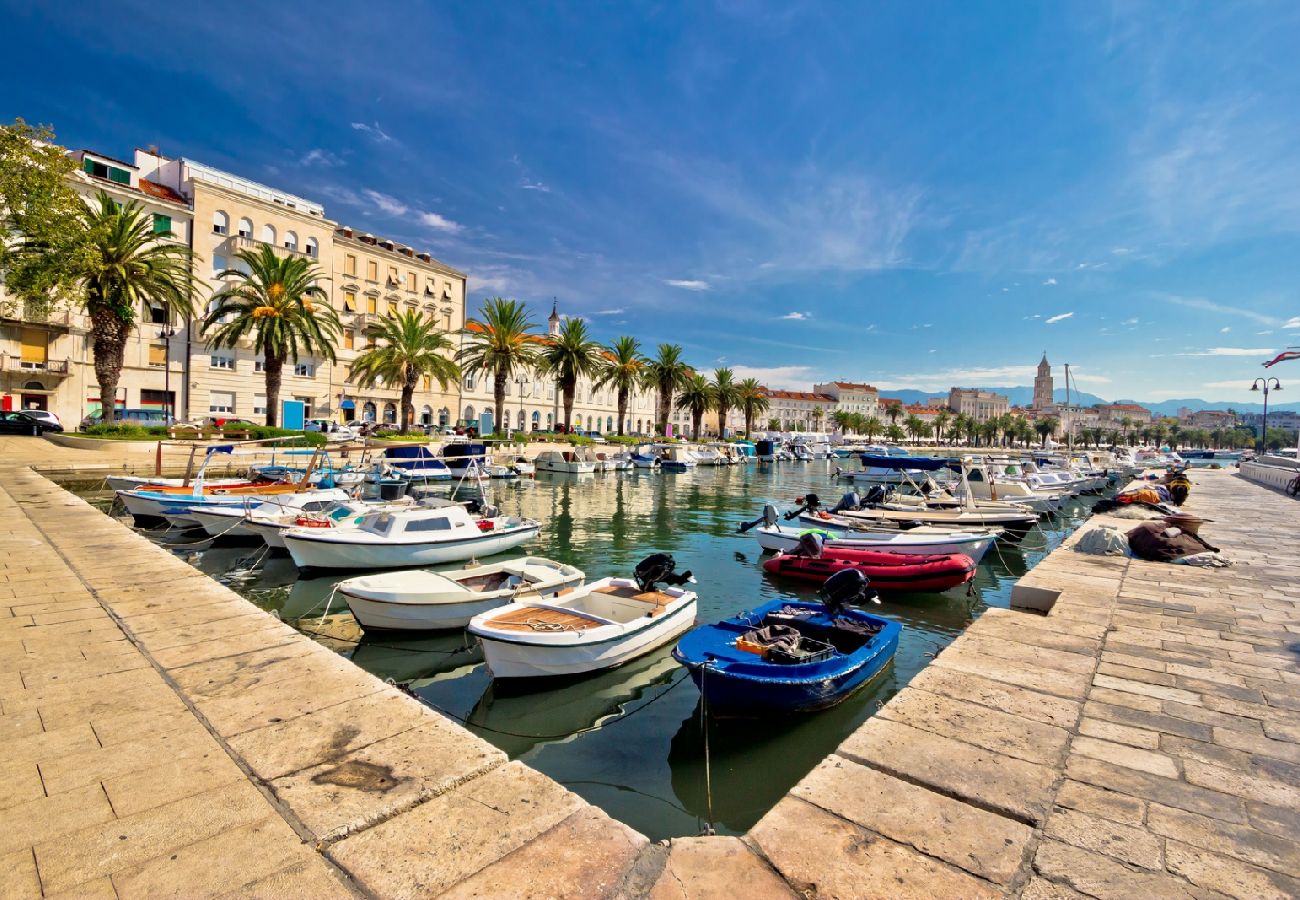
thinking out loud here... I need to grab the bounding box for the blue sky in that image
[4,1,1299,402]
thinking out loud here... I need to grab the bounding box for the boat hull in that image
[762,552,976,593]
[755,525,997,564]
[283,524,540,570]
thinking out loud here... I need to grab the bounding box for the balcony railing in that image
[2,357,72,376]
[231,235,317,260]
[0,305,75,328]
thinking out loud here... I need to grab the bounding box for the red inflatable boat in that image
[762,547,977,593]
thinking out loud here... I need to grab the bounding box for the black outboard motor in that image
[784,493,822,521]
[737,503,779,534]
[795,531,825,558]
[863,485,887,506]
[829,491,861,514]
[818,569,875,614]
[634,553,694,592]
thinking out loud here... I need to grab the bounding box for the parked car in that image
[587,431,607,444]
[0,411,48,435]
[19,410,63,432]
[80,408,172,430]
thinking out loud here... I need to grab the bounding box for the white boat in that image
[185,489,353,538]
[603,451,636,471]
[282,499,541,570]
[338,556,585,631]
[244,498,395,549]
[753,523,998,564]
[534,450,596,474]
[511,457,536,477]
[106,475,245,492]
[468,554,697,679]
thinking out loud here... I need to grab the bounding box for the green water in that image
[75,460,1105,840]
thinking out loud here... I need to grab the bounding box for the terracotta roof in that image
[138,179,186,205]
[1102,403,1150,412]
[762,389,835,402]
[831,381,879,392]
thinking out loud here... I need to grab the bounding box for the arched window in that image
[237,217,252,238]
[574,415,583,429]
[606,416,614,433]
[212,210,229,235]
[305,236,318,257]
[284,230,298,251]
[420,405,433,426]
[547,412,554,430]
[383,402,397,424]
[261,223,276,244]
[362,401,377,422]
[531,410,541,431]
[463,405,476,424]
[438,407,450,426]
[517,409,526,429]
[636,419,643,433]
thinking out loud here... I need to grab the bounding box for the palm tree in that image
[675,373,715,440]
[710,367,739,438]
[203,244,337,427]
[1167,422,1182,450]
[14,192,195,423]
[980,420,999,445]
[809,405,825,433]
[348,309,459,434]
[861,416,884,442]
[457,298,542,435]
[883,400,903,427]
[964,416,981,445]
[831,409,854,434]
[539,316,604,432]
[884,424,905,442]
[1035,416,1058,447]
[735,379,768,439]
[932,409,951,444]
[646,344,692,435]
[595,336,646,437]
[1119,416,1135,446]
[903,414,924,442]
[949,413,969,446]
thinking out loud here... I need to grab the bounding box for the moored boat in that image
[761,533,976,593]
[752,522,998,564]
[534,450,596,474]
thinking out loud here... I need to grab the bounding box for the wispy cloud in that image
[730,365,818,391]
[301,148,343,168]
[1286,317,1300,329]
[1219,326,1231,333]
[419,211,462,233]
[591,308,624,316]
[1163,295,1279,328]
[1045,312,1074,324]
[519,180,551,193]
[1183,347,1276,357]
[665,279,711,291]
[350,121,393,143]
[1122,317,1140,325]
[780,311,811,320]
[1043,277,1058,286]
[1201,379,1256,391]
[363,189,408,217]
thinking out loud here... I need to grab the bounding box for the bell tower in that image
[548,299,561,337]
[1033,352,1054,410]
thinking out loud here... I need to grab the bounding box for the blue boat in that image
[383,446,451,481]
[672,571,900,713]
[441,441,489,477]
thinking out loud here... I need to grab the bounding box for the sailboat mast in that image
[1064,363,1072,451]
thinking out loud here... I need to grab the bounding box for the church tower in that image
[1033,352,1054,410]
[548,299,561,337]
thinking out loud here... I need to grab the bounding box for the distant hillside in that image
[874,387,1300,417]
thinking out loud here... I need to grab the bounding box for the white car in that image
[21,410,63,431]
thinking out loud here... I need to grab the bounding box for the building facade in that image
[812,381,879,420]
[1095,402,1154,425]
[947,388,1009,421]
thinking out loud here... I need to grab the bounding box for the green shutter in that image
[153,214,172,235]
[83,157,96,174]
[109,167,131,185]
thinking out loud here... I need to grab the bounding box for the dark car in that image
[0,411,47,435]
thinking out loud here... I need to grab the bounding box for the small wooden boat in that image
[534,450,596,474]
[468,554,696,679]
[753,523,997,564]
[185,489,353,538]
[761,533,976,593]
[338,557,585,631]
[673,570,900,713]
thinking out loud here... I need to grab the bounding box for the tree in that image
[932,409,951,444]
[980,419,999,445]
[831,409,854,434]
[862,416,884,442]
[767,417,781,432]
[457,297,541,435]
[646,344,692,435]
[0,119,91,316]
[810,404,825,433]
[710,367,739,438]
[883,400,903,426]
[738,378,770,439]
[203,244,337,427]
[885,424,905,442]
[13,191,197,424]
[675,373,715,440]
[539,316,603,432]
[1035,416,1059,447]
[348,309,459,434]
[964,416,981,445]
[1166,422,1182,450]
[949,413,969,446]
[1119,416,1135,446]
[903,414,924,442]
[595,336,646,436]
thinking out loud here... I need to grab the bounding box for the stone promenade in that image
[2,438,1298,898]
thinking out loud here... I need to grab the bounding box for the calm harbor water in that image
[74,460,1106,840]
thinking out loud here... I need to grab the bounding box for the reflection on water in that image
[71,459,1106,840]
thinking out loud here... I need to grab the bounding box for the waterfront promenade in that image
[1,435,1298,897]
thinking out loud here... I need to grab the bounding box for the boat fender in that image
[294,517,330,528]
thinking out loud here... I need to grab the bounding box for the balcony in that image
[1,356,72,378]
[0,304,76,330]
[230,235,317,260]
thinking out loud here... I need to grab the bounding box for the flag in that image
[1263,350,1300,368]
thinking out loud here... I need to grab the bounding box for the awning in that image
[860,454,961,472]
[340,399,356,410]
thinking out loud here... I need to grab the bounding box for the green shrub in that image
[81,424,170,440]
[373,430,430,442]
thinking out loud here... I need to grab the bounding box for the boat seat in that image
[486,606,602,632]
[593,584,673,615]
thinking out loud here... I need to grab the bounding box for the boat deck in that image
[486,606,602,632]
[593,584,674,614]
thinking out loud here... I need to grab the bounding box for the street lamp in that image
[1250,377,1282,454]
[515,373,530,438]
[159,324,177,424]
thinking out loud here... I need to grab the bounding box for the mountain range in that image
[879,388,1300,417]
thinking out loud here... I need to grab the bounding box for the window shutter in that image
[82,158,96,174]
[20,329,47,364]
[152,214,171,235]
[148,344,167,366]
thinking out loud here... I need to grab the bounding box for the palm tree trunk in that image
[263,346,283,428]
[616,388,628,436]
[657,382,671,435]
[90,307,129,424]
[562,377,575,431]
[693,410,703,440]
[493,371,507,435]
[400,378,416,435]
[744,411,752,439]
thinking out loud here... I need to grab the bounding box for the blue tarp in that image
[859,454,960,472]
[205,445,234,456]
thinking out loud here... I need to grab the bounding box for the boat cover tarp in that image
[859,455,960,472]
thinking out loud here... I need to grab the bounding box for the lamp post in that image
[515,373,529,439]
[159,324,177,424]
[1250,377,1282,454]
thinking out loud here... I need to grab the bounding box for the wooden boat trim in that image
[473,600,696,647]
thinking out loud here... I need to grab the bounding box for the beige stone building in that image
[813,381,879,420]
[1,148,192,425]
[947,387,1009,422]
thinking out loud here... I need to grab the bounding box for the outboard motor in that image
[784,492,822,521]
[795,531,825,559]
[864,485,887,506]
[818,569,874,615]
[634,553,694,592]
[830,491,861,514]
[737,503,779,533]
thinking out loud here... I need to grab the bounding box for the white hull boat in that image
[338,557,585,631]
[534,451,596,474]
[468,555,697,679]
[753,524,998,564]
[106,475,244,492]
[186,489,353,539]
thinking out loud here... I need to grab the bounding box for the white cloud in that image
[1184,347,1276,357]
[1285,317,1300,329]
[1024,314,1041,320]
[1043,278,1058,286]
[1219,326,1231,333]
[301,148,343,168]
[729,365,817,391]
[1201,379,1257,391]
[1164,295,1279,327]
[1123,317,1140,325]
[362,189,408,217]
[780,311,811,320]
[350,121,393,143]
[589,308,624,316]
[1111,247,1134,256]
[1045,312,1074,324]
[519,180,551,193]
[1258,330,1274,335]
[665,279,711,291]
[418,211,462,233]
